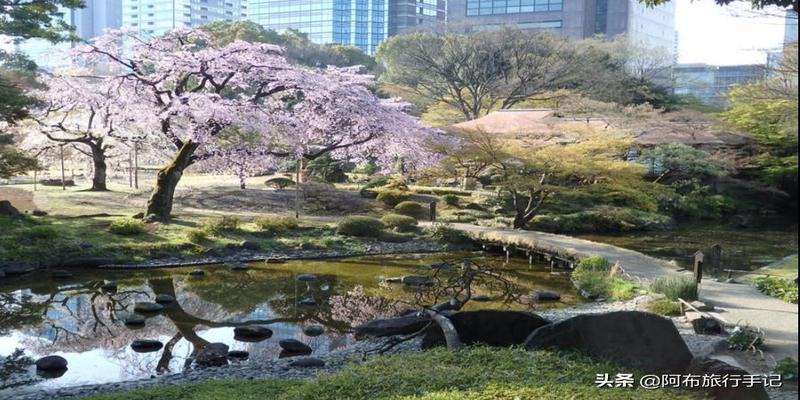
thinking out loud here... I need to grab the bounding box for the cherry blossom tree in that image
[75,28,444,220]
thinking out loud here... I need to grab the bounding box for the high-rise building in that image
[673,63,766,106]
[389,0,447,35]
[446,0,677,56]
[121,0,245,37]
[784,10,798,46]
[246,0,390,55]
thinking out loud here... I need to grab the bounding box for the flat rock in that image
[123,313,146,326]
[685,356,769,400]
[296,273,318,282]
[195,342,229,367]
[279,339,312,354]
[531,290,561,301]
[227,350,249,359]
[154,294,175,304]
[233,326,273,341]
[690,300,714,311]
[289,357,325,368]
[133,302,164,313]
[524,311,693,374]
[131,339,163,353]
[303,325,325,337]
[401,275,434,286]
[36,355,67,371]
[422,310,550,349]
[355,315,431,338]
[384,277,403,283]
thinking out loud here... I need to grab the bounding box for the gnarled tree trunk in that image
[89,143,107,191]
[145,141,199,221]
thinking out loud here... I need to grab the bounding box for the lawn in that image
[79,347,702,400]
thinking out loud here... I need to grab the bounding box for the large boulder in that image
[133,302,164,313]
[195,342,229,367]
[0,200,21,217]
[524,311,693,374]
[131,339,163,353]
[233,326,273,342]
[355,314,431,338]
[36,355,67,371]
[279,339,312,354]
[685,357,769,400]
[422,310,550,349]
[401,275,434,286]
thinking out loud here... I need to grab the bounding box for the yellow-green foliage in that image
[109,219,147,236]
[375,189,411,207]
[381,213,418,232]
[441,194,460,206]
[651,277,698,301]
[572,256,613,298]
[186,229,208,243]
[254,216,299,234]
[393,201,428,219]
[200,216,241,236]
[647,298,682,316]
[337,216,385,236]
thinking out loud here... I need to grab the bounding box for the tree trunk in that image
[512,212,526,229]
[90,144,107,191]
[145,141,199,221]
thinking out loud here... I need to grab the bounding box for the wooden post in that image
[128,148,133,188]
[134,141,139,189]
[710,244,722,275]
[59,145,66,191]
[294,157,301,219]
[694,251,704,284]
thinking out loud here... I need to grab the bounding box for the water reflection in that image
[0,253,580,393]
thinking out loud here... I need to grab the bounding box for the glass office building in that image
[121,0,245,37]
[247,0,389,55]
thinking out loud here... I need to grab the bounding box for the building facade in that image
[121,0,245,37]
[388,0,447,35]
[446,0,676,55]
[673,63,766,106]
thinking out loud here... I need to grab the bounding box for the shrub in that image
[530,207,672,233]
[26,225,58,239]
[393,201,428,219]
[359,176,390,198]
[441,194,459,207]
[426,223,473,245]
[381,214,418,232]
[726,324,765,351]
[337,216,385,236]
[254,216,299,234]
[352,162,378,176]
[201,216,241,236]
[109,218,147,235]
[753,276,798,303]
[576,256,612,272]
[610,278,638,300]
[186,229,208,243]
[646,298,682,316]
[650,276,698,301]
[264,177,296,190]
[572,256,613,299]
[375,189,411,207]
[772,357,798,382]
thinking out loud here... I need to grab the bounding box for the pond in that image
[0,252,580,394]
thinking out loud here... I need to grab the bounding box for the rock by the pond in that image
[134,302,164,313]
[51,270,73,279]
[36,355,67,371]
[355,315,430,338]
[472,294,491,302]
[100,281,117,292]
[524,311,693,374]
[422,310,550,349]
[685,357,769,400]
[401,275,434,286]
[228,262,248,271]
[123,313,146,326]
[265,258,287,264]
[238,240,261,251]
[296,273,318,282]
[32,210,48,217]
[690,300,715,312]
[303,325,325,337]
[691,316,723,335]
[195,343,229,367]
[298,298,317,306]
[131,339,163,353]
[279,350,311,358]
[531,290,561,301]
[289,357,325,368]
[188,269,206,277]
[233,326,273,341]
[227,350,249,359]
[154,294,175,304]
[0,200,21,217]
[279,339,312,354]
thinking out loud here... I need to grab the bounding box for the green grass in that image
[646,298,682,316]
[650,276,698,301]
[79,347,701,400]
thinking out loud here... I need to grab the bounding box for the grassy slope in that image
[80,348,702,400]
[743,254,798,282]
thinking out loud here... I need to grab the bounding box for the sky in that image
[676,0,790,65]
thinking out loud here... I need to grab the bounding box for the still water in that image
[0,252,580,393]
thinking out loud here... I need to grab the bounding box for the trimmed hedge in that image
[376,189,412,207]
[393,201,428,219]
[381,213,418,232]
[337,216,385,236]
[254,215,299,233]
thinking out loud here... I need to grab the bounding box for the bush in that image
[375,189,411,207]
[441,194,460,207]
[352,162,378,176]
[26,225,58,239]
[726,324,764,351]
[201,216,241,236]
[426,223,473,245]
[576,256,612,272]
[650,276,698,301]
[264,177,295,190]
[337,216,385,236]
[772,357,798,382]
[610,278,638,300]
[254,216,299,234]
[393,201,428,219]
[109,218,147,235]
[359,176,391,198]
[646,298,682,316]
[530,207,672,233]
[572,256,613,299]
[186,229,208,243]
[753,276,798,303]
[381,214,418,232]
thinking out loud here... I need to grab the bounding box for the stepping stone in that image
[401,275,434,286]
[133,302,164,313]
[188,269,205,277]
[154,294,175,304]
[100,281,118,292]
[279,339,312,354]
[36,355,67,371]
[131,339,163,353]
[228,350,249,359]
[296,273,318,282]
[303,325,325,337]
[279,350,311,358]
[51,270,73,279]
[289,357,325,368]
[195,343,229,367]
[690,301,714,312]
[233,326,273,341]
[123,313,146,326]
[531,290,561,301]
[298,298,317,306]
